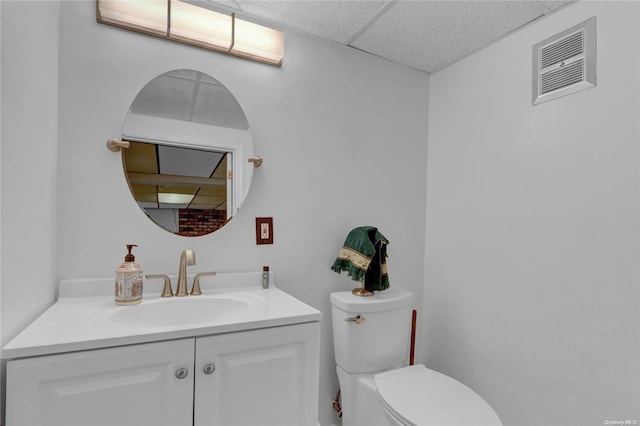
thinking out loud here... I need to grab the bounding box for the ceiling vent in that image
[532,17,596,106]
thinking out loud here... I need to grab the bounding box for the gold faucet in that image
[176,249,196,296]
[145,274,174,297]
[191,272,216,296]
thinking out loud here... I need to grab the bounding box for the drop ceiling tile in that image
[536,1,572,12]
[124,141,159,174]
[350,1,560,72]
[198,186,227,196]
[209,0,573,73]
[218,0,390,43]
[158,145,223,177]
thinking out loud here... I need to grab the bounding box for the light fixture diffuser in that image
[170,0,233,51]
[232,17,284,65]
[158,193,196,205]
[96,0,283,66]
[97,0,168,36]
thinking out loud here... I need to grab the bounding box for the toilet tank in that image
[331,287,413,374]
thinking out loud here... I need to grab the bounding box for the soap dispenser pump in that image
[115,244,143,305]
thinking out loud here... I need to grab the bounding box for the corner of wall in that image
[0,1,61,422]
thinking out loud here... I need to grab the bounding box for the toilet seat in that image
[374,364,502,426]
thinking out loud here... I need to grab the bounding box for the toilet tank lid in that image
[330,287,413,313]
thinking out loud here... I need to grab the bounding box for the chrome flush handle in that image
[344,315,364,324]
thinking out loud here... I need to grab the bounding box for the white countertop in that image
[2,272,322,359]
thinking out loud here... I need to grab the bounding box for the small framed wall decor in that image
[255,217,274,245]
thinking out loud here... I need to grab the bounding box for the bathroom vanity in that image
[3,272,322,426]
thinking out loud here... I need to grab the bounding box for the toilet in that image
[331,287,502,426]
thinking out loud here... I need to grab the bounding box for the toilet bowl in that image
[331,287,502,426]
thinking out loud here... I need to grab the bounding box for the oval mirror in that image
[121,69,254,237]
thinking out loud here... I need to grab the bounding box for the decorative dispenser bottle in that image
[115,244,143,305]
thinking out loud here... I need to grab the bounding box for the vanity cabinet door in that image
[194,322,320,426]
[6,338,195,426]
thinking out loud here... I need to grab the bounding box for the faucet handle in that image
[191,272,217,296]
[145,274,174,297]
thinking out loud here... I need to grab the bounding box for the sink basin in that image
[111,295,258,327]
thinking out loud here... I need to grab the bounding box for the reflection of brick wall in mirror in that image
[178,209,228,237]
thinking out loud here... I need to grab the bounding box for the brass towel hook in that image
[248,156,263,167]
[106,138,130,152]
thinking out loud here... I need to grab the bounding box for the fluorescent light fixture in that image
[158,193,195,205]
[170,1,232,51]
[232,17,284,65]
[96,0,168,36]
[96,0,283,66]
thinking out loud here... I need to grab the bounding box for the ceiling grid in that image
[211,0,573,72]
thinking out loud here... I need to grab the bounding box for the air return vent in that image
[532,17,596,105]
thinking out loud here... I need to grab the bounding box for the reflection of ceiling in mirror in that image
[123,142,227,211]
[129,69,249,130]
[158,145,222,177]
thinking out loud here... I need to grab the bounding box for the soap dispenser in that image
[115,244,143,305]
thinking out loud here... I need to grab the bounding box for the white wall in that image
[0,1,60,420]
[425,2,639,425]
[46,2,428,425]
